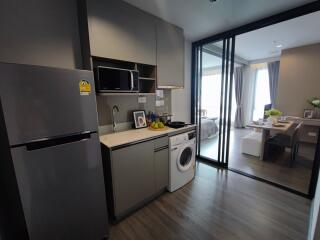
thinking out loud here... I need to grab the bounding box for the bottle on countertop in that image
[146,111,157,126]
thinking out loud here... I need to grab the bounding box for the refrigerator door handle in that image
[24,131,93,151]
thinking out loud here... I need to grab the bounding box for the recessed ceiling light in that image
[273,41,282,48]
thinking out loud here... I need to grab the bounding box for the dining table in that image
[247,120,294,160]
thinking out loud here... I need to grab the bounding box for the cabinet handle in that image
[154,146,169,152]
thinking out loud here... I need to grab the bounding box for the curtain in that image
[267,61,280,108]
[234,66,244,128]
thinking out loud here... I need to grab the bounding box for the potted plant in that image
[308,97,320,119]
[265,108,282,124]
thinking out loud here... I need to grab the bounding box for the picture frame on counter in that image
[133,110,147,129]
[303,109,314,119]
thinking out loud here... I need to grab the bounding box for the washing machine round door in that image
[177,144,195,172]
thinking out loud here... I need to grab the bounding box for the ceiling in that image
[202,52,221,68]
[202,51,243,69]
[122,0,314,41]
[234,11,320,61]
[200,9,320,68]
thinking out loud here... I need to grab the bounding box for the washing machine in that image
[168,130,196,192]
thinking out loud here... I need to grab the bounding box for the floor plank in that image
[200,128,314,193]
[109,163,311,240]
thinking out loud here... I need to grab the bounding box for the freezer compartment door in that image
[0,63,98,146]
[10,133,108,240]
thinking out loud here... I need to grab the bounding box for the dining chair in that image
[263,104,272,119]
[265,121,303,167]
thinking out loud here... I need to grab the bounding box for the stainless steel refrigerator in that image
[0,62,108,240]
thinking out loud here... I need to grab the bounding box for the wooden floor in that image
[109,163,311,240]
[200,128,314,193]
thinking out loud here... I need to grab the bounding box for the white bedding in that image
[201,118,219,140]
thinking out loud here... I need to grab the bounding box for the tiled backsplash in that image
[96,90,172,127]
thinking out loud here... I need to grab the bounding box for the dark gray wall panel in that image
[0,0,82,69]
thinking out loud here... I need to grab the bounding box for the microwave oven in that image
[95,66,139,93]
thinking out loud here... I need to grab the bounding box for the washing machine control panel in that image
[170,131,196,146]
[187,131,196,140]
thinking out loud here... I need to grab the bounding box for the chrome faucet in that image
[112,105,120,133]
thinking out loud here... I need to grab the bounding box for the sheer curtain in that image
[201,72,221,119]
[252,67,271,121]
[267,61,280,108]
[234,67,244,128]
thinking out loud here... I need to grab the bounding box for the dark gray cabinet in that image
[84,0,185,88]
[153,136,169,192]
[87,0,156,65]
[111,140,155,216]
[154,148,169,192]
[107,136,169,219]
[156,19,185,88]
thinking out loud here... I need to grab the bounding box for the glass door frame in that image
[191,1,320,199]
[192,37,235,167]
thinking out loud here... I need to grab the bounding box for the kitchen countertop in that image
[100,125,197,148]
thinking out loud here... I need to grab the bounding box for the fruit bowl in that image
[148,126,168,131]
[148,121,168,131]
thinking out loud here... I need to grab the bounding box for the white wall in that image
[277,44,320,116]
[171,40,192,123]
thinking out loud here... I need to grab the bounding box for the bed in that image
[200,118,219,140]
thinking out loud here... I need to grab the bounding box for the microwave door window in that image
[100,69,120,90]
[119,71,131,91]
[99,68,131,91]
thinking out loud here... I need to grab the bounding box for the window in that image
[201,74,236,122]
[201,74,221,118]
[252,68,271,121]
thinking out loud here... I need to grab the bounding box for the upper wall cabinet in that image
[156,19,185,88]
[87,0,156,65]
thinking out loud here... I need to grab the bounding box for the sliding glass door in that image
[227,14,320,195]
[193,37,235,166]
[192,3,320,198]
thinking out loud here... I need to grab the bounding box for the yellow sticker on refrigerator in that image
[79,80,91,95]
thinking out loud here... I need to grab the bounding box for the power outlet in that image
[308,132,317,137]
[138,96,147,103]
